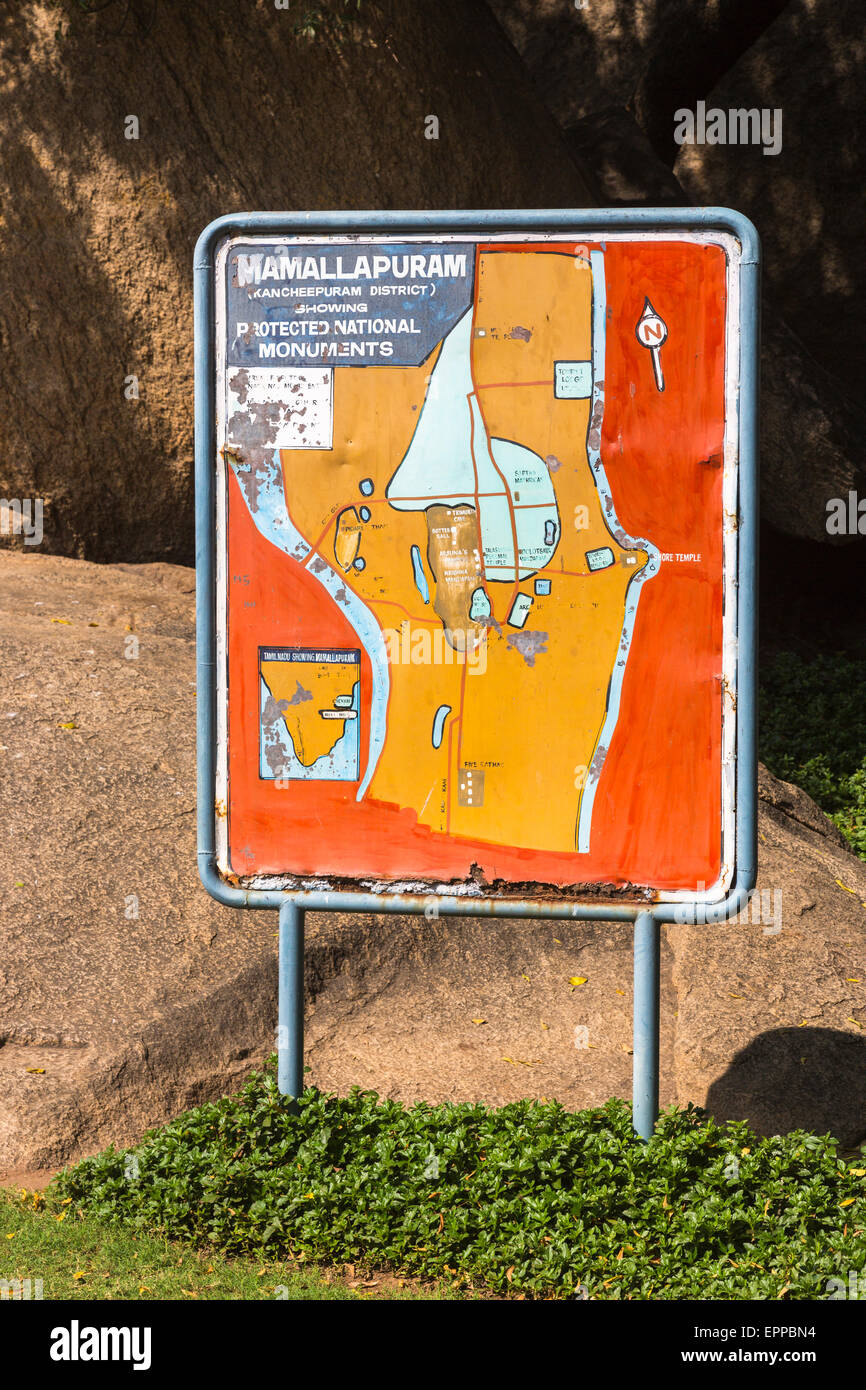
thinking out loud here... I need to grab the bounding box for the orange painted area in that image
[224,238,728,893]
[587,241,727,889]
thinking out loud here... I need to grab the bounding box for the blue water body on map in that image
[431,704,451,750]
[410,545,430,603]
[469,587,491,620]
[507,593,533,629]
[228,448,310,564]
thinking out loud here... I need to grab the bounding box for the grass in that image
[15,1065,865,1301]
[0,1188,450,1301]
[759,650,866,857]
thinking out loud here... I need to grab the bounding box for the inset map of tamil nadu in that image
[260,647,361,781]
[225,242,661,860]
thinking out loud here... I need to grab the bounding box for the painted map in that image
[218,235,733,895]
[259,646,360,781]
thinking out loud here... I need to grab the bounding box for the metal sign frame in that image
[194,208,759,1137]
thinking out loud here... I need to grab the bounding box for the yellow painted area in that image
[279,250,647,852]
[448,251,648,847]
[262,659,358,768]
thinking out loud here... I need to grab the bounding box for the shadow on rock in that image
[704,1027,866,1147]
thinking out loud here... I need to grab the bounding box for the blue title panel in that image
[226,241,475,368]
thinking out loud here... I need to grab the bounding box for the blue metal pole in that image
[633,911,660,1140]
[278,901,305,1101]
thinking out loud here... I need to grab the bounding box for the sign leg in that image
[632,910,660,1140]
[278,901,306,1101]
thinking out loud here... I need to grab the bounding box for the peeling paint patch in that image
[589,744,608,778]
[587,393,605,453]
[227,367,333,462]
[506,630,548,666]
[286,681,312,707]
[261,694,290,775]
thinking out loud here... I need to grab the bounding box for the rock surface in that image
[674,0,866,402]
[562,106,686,206]
[4,0,866,555]
[489,0,790,154]
[1,554,864,1178]
[0,0,593,564]
[0,554,276,1170]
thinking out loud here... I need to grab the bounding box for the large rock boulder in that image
[0,0,593,564]
[0,553,275,1171]
[488,0,790,152]
[562,106,686,206]
[674,0,866,403]
[1,553,864,1179]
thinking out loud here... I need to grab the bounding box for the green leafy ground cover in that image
[760,651,866,857]
[35,1068,866,1300]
